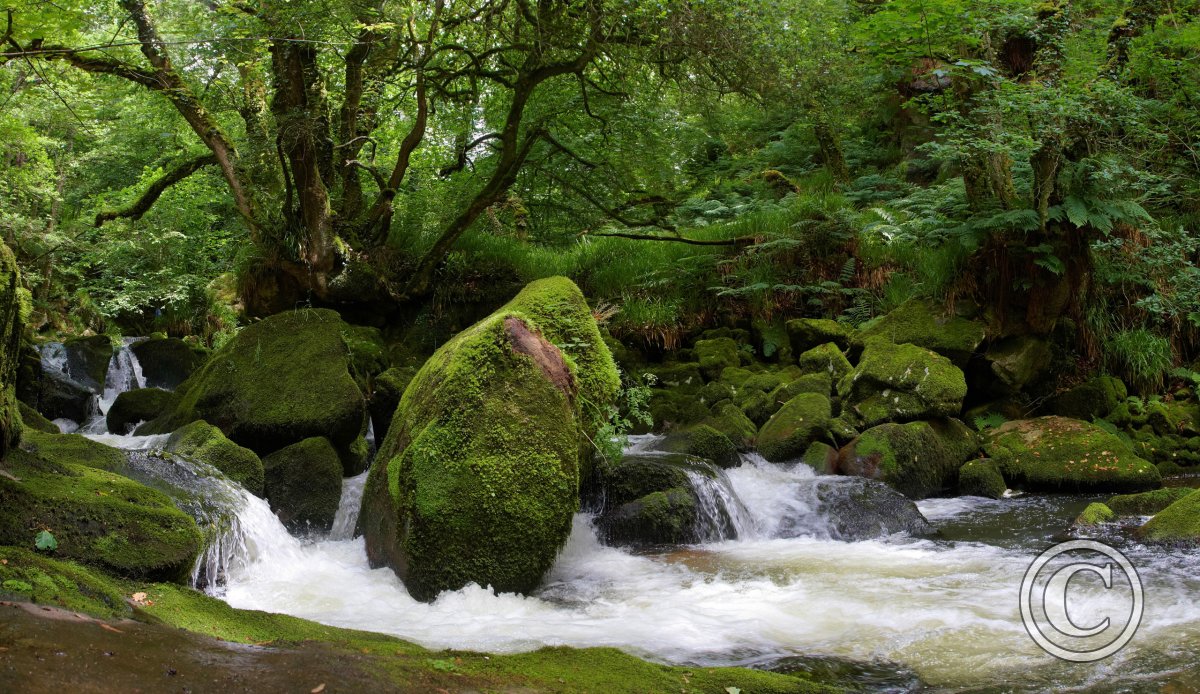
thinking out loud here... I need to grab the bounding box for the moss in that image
[838,339,967,428]
[21,429,129,473]
[340,434,371,476]
[649,387,712,429]
[592,453,697,508]
[363,278,613,602]
[0,242,25,458]
[369,365,416,442]
[1106,487,1194,516]
[772,372,834,401]
[262,437,342,533]
[165,420,264,495]
[694,338,741,381]
[139,308,367,458]
[0,448,202,581]
[859,299,985,366]
[600,488,698,546]
[753,316,794,363]
[107,387,180,435]
[840,419,978,499]
[340,323,389,386]
[702,402,758,449]
[1075,502,1115,526]
[130,338,208,391]
[133,583,834,693]
[984,417,1161,493]
[62,334,113,392]
[983,336,1053,393]
[796,342,852,382]
[742,371,786,393]
[718,366,754,388]
[18,401,59,434]
[757,393,833,462]
[0,546,130,618]
[958,459,1007,499]
[661,424,738,468]
[649,362,705,389]
[786,318,859,356]
[1043,376,1126,420]
[1139,489,1200,543]
[801,441,838,474]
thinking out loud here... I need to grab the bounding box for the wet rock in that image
[779,476,934,540]
[262,436,342,533]
[166,420,264,496]
[660,424,739,468]
[757,392,834,462]
[838,419,979,499]
[1139,489,1200,543]
[599,487,699,546]
[107,388,179,435]
[130,338,208,391]
[957,458,1006,499]
[62,335,113,393]
[837,339,967,428]
[368,365,415,443]
[1107,487,1194,516]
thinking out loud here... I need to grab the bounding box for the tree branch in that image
[585,231,753,246]
[95,154,218,226]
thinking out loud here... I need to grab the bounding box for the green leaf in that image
[35,530,57,551]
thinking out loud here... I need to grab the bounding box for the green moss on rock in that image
[600,488,697,546]
[661,424,739,468]
[983,336,1053,395]
[361,277,617,602]
[859,299,984,366]
[1106,487,1194,516]
[796,342,852,382]
[0,546,130,618]
[1139,489,1200,543]
[166,420,264,495]
[1075,502,1115,526]
[839,419,978,499]
[107,388,180,435]
[21,430,129,473]
[694,338,740,381]
[984,417,1161,493]
[1043,376,1126,420]
[368,366,416,443]
[262,437,342,533]
[703,402,758,449]
[18,401,59,434]
[838,339,967,428]
[0,448,202,581]
[130,338,207,391]
[0,242,26,458]
[139,308,367,458]
[786,318,859,355]
[801,441,838,474]
[958,459,1007,499]
[757,392,833,462]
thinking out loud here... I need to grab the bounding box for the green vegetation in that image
[165,420,264,495]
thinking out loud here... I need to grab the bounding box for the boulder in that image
[983,336,1053,395]
[359,277,619,601]
[859,299,984,366]
[800,441,839,474]
[0,447,202,581]
[694,338,740,380]
[984,417,1161,493]
[368,366,415,443]
[18,401,59,434]
[262,437,342,533]
[1074,502,1115,527]
[757,392,833,462]
[957,459,1006,498]
[32,370,93,424]
[778,477,934,541]
[838,419,978,499]
[138,309,367,459]
[1042,376,1126,420]
[20,430,129,473]
[701,402,758,450]
[107,388,179,435]
[598,488,698,546]
[837,339,967,428]
[660,425,739,468]
[1139,489,1200,543]
[786,318,858,355]
[130,338,208,391]
[62,335,113,393]
[796,342,853,382]
[1106,487,1194,516]
[166,420,265,496]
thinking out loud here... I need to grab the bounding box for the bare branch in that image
[95,154,218,226]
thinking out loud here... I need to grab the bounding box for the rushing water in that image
[83,419,1200,691]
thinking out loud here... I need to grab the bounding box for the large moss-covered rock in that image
[838,340,967,428]
[0,448,202,581]
[983,336,1053,395]
[786,318,858,355]
[859,299,984,366]
[796,342,852,382]
[360,277,619,602]
[702,402,758,450]
[757,392,833,462]
[166,420,264,496]
[20,430,129,473]
[958,459,1006,499]
[1139,489,1200,543]
[1107,487,1194,516]
[800,441,839,474]
[0,546,131,618]
[600,488,698,546]
[1075,502,1116,527]
[1043,376,1126,420]
[139,309,367,458]
[984,417,1161,493]
[107,387,179,435]
[838,419,978,499]
[62,335,112,393]
[131,338,208,391]
[0,243,26,457]
[31,370,93,423]
[262,436,342,533]
[18,401,59,434]
[694,338,740,380]
[660,424,739,468]
[368,366,416,443]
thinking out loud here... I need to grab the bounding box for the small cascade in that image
[38,342,69,375]
[77,339,146,434]
[685,467,756,541]
[329,471,369,540]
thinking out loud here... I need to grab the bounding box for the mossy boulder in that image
[107,387,179,435]
[262,436,342,533]
[1139,489,1200,543]
[958,459,1006,499]
[18,401,59,434]
[786,318,858,355]
[859,299,984,366]
[757,392,833,462]
[838,339,967,428]
[0,448,202,581]
[1106,487,1194,516]
[1043,376,1126,420]
[0,546,130,618]
[660,424,739,468]
[130,338,208,391]
[838,419,979,499]
[62,335,113,392]
[647,362,705,390]
[648,387,711,429]
[588,453,694,509]
[796,342,852,382]
[360,277,619,602]
[694,338,740,380]
[599,488,698,547]
[752,316,793,363]
[718,366,754,388]
[138,308,367,459]
[20,430,129,473]
[368,366,416,443]
[800,441,838,474]
[1075,502,1115,526]
[982,336,1053,395]
[166,420,264,495]
[702,402,758,449]
[0,243,26,457]
[984,417,1161,493]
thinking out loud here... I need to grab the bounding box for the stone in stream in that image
[837,339,967,429]
[1139,488,1200,543]
[838,419,979,499]
[61,335,114,393]
[107,387,180,435]
[130,337,208,390]
[359,277,620,601]
[262,436,342,533]
[783,477,935,541]
[165,420,264,496]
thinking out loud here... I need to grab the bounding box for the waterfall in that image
[686,467,756,541]
[38,342,69,376]
[78,339,146,434]
[329,471,369,540]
